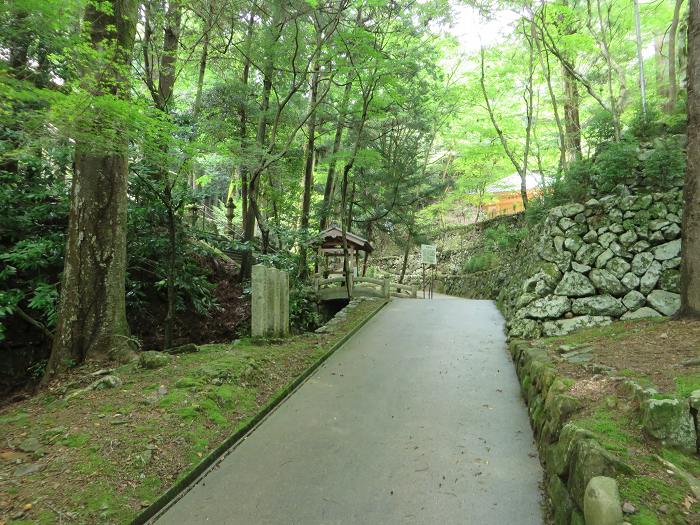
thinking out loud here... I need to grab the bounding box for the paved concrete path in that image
[154,297,543,525]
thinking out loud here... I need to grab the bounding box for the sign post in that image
[420,244,437,299]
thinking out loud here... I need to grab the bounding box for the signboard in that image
[420,244,437,266]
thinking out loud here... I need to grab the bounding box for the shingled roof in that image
[318,225,373,253]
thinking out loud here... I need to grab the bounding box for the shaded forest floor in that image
[535,318,700,524]
[0,299,385,525]
[1,257,249,400]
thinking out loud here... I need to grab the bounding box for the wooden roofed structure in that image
[317,225,373,278]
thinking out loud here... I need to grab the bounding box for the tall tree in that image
[667,0,686,111]
[298,17,322,279]
[680,0,700,317]
[45,0,139,380]
[479,40,535,209]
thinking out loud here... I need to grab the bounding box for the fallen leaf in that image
[683,495,696,510]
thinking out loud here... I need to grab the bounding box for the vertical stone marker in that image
[280,270,289,335]
[272,268,281,335]
[252,265,267,337]
[251,265,290,337]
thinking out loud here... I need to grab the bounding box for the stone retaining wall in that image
[510,341,632,525]
[509,190,683,338]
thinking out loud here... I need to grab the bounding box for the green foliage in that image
[0,168,67,341]
[674,373,700,398]
[592,138,640,193]
[628,104,664,142]
[557,159,595,202]
[289,284,321,333]
[463,253,498,273]
[484,223,527,250]
[644,138,686,189]
[525,160,594,223]
[664,110,687,135]
[584,108,616,147]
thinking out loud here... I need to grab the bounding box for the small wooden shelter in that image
[317,225,373,277]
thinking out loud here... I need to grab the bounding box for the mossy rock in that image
[547,474,575,525]
[567,438,634,509]
[570,509,585,525]
[174,377,203,389]
[509,318,542,339]
[166,343,199,355]
[640,398,697,453]
[545,393,582,431]
[583,476,623,525]
[546,423,596,478]
[521,373,532,398]
[139,351,171,370]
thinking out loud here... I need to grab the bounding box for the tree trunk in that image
[399,235,411,284]
[157,0,181,111]
[560,0,583,159]
[656,35,670,100]
[633,0,648,117]
[680,0,700,317]
[44,0,138,382]
[521,20,536,210]
[164,200,176,348]
[340,165,352,298]
[193,1,211,118]
[535,23,566,171]
[480,47,528,208]
[563,66,582,160]
[240,2,279,281]
[590,0,621,140]
[239,8,255,233]
[667,0,685,111]
[298,52,320,280]
[319,82,352,231]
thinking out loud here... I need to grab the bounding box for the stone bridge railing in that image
[313,274,418,301]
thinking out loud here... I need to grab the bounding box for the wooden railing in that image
[313,274,418,300]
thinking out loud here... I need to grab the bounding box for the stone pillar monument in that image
[252,265,290,337]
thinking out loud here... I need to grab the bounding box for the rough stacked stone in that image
[509,190,682,338]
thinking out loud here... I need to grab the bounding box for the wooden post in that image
[382,278,390,298]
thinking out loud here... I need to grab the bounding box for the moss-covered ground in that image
[536,318,700,524]
[0,298,386,525]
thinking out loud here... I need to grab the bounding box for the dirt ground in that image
[529,318,700,525]
[541,318,700,392]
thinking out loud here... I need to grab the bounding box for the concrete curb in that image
[130,299,389,525]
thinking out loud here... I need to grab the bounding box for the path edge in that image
[130,298,390,525]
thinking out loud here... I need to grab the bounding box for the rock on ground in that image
[139,351,171,370]
[583,476,623,525]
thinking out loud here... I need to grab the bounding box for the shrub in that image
[644,138,686,189]
[592,138,639,193]
[665,112,687,135]
[289,284,320,333]
[484,223,527,250]
[584,108,616,147]
[463,253,498,273]
[524,160,594,224]
[628,104,664,142]
[560,159,595,201]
